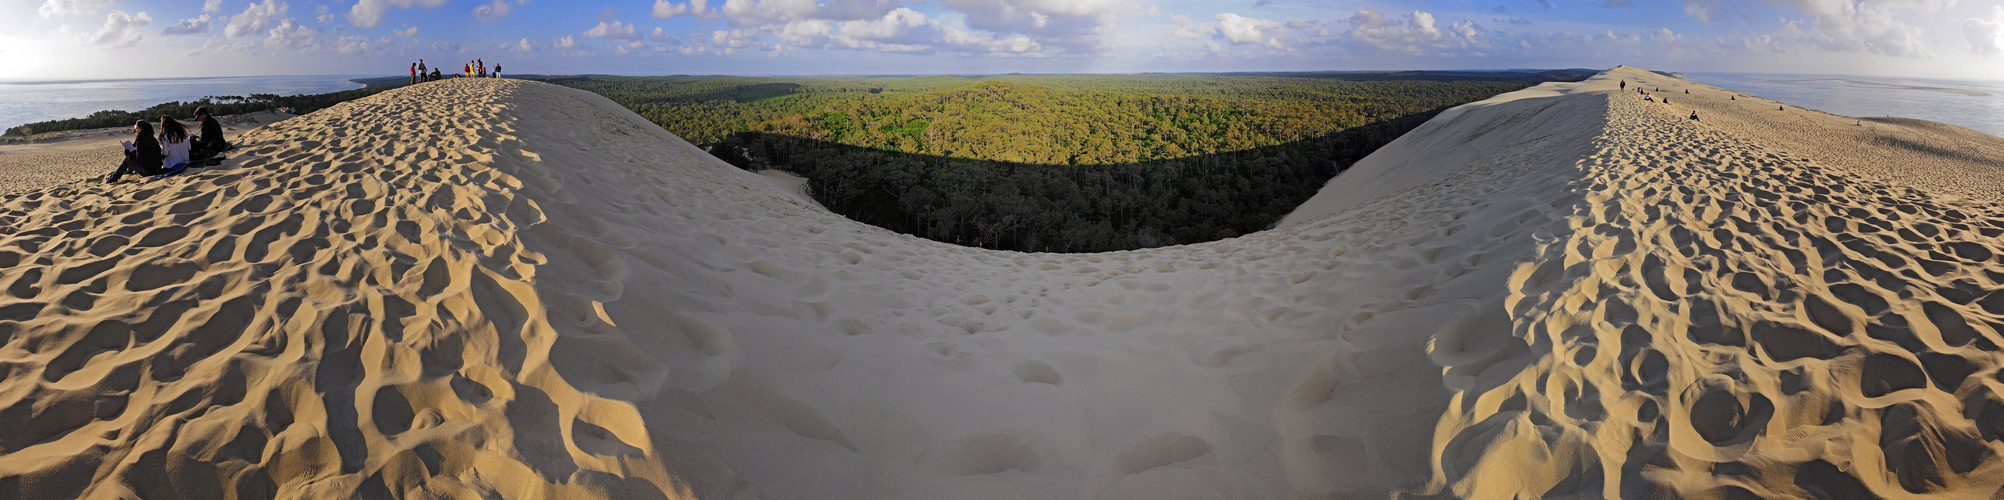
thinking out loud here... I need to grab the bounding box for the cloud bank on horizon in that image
[4,0,2004,80]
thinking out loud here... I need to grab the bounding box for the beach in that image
[1,66,2002,498]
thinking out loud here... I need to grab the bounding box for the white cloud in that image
[38,0,115,18]
[1774,0,1933,57]
[264,17,319,49]
[393,25,418,38]
[1346,9,1485,55]
[653,0,709,19]
[1215,13,1284,49]
[934,0,1137,51]
[582,20,640,40]
[1970,6,2004,56]
[775,7,1045,54]
[204,0,222,13]
[348,0,451,29]
[472,0,512,22]
[335,34,378,54]
[556,34,576,48]
[87,10,150,48]
[1741,34,1785,53]
[1681,0,1729,22]
[518,37,533,51]
[1168,14,1213,39]
[225,0,285,38]
[721,0,896,22]
[162,14,214,35]
[778,19,833,45]
[710,28,761,48]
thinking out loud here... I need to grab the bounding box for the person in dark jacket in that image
[192,106,228,158]
[104,120,162,183]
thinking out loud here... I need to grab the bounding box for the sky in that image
[4,0,2004,81]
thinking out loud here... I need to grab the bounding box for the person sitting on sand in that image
[1690,111,1700,121]
[104,120,162,183]
[159,115,191,171]
[191,107,228,159]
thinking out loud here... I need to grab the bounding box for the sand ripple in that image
[1,69,2003,498]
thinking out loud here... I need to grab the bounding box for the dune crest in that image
[1,68,2003,498]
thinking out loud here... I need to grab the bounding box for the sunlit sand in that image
[2,66,2003,497]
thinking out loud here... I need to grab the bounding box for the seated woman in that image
[104,120,162,183]
[159,115,192,171]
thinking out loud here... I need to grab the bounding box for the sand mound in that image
[2,70,2004,498]
[0,111,297,196]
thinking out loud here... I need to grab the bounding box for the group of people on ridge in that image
[409,58,501,84]
[104,107,230,183]
[1621,79,1701,121]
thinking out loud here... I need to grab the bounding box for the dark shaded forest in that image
[535,71,1591,252]
[3,76,411,137]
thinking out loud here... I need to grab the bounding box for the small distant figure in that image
[1690,111,1700,121]
[1684,89,1689,94]
[410,62,418,85]
[1856,120,1862,126]
[493,63,501,78]
[1731,95,1735,100]
[418,59,427,81]
[1664,97,1671,104]
[1620,80,1626,91]
[1778,105,1784,111]
[104,120,162,183]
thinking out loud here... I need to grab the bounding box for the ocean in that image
[0,75,367,134]
[1682,72,2004,138]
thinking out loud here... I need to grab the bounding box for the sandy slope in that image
[2,70,2003,498]
[0,111,297,196]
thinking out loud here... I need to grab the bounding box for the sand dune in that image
[0,111,296,196]
[2,68,2003,498]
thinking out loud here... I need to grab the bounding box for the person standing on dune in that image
[1620,80,1626,91]
[410,62,417,85]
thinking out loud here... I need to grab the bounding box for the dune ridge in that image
[0,68,2002,498]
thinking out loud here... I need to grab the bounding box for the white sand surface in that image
[1,70,2003,498]
[753,169,824,210]
[0,110,295,195]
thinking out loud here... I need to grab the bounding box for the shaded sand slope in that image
[2,70,2004,498]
